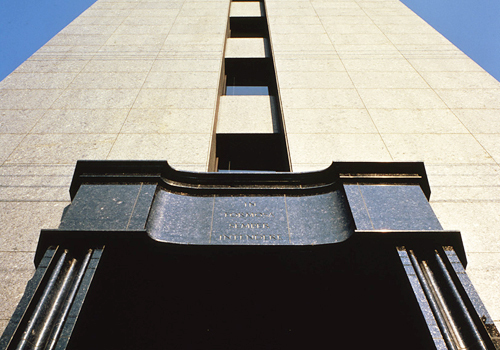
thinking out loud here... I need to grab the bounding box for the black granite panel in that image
[345,184,442,230]
[59,185,145,231]
[343,185,372,230]
[286,191,354,244]
[127,185,156,230]
[444,248,497,331]
[147,189,354,245]
[398,248,446,347]
[147,191,214,244]
[56,248,104,350]
[210,196,289,245]
[0,247,58,350]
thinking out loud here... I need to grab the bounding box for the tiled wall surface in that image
[0,0,229,333]
[267,0,500,331]
[2,0,500,333]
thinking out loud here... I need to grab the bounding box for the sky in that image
[0,0,97,81]
[0,0,499,82]
[401,0,500,82]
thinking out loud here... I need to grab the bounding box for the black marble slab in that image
[7,160,494,350]
[147,189,354,245]
[59,184,156,231]
[344,184,442,230]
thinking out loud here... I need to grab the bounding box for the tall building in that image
[1,0,500,340]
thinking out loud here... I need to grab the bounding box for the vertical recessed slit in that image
[212,0,290,172]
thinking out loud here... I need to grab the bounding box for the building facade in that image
[1,0,500,335]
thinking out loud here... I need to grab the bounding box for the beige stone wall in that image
[0,0,229,333]
[2,0,500,335]
[268,0,500,329]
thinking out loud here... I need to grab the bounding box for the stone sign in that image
[147,190,354,245]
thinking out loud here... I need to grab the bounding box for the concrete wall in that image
[1,0,500,333]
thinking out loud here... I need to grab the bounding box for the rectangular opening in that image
[211,0,290,172]
[216,134,289,172]
[229,17,268,38]
[224,58,276,96]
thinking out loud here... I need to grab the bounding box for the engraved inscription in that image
[211,196,288,244]
[222,201,274,229]
[150,190,351,245]
[217,234,281,241]
[228,223,270,229]
[224,212,274,218]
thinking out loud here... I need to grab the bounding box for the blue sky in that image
[401,0,500,82]
[0,0,499,82]
[0,0,97,81]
